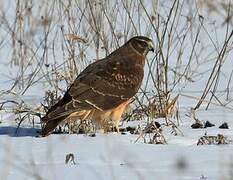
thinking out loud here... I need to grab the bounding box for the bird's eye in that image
[136,40,147,48]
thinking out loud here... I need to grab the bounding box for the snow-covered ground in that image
[0,104,233,180]
[0,133,232,180]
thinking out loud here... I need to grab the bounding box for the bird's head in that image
[128,36,154,56]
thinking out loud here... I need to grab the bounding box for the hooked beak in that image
[148,41,155,52]
[149,46,154,52]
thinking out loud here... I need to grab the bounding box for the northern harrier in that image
[41,36,154,136]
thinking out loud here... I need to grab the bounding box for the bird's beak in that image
[149,47,155,52]
[148,41,155,52]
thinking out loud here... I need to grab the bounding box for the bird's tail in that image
[41,90,92,137]
[41,107,91,137]
[41,91,78,137]
[41,114,69,137]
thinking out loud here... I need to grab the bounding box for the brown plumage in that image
[41,36,154,136]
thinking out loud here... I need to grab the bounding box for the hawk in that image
[41,36,154,136]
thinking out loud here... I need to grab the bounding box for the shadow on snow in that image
[0,126,40,137]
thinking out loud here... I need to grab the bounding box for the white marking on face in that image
[135,38,154,50]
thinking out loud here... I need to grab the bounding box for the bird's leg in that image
[114,120,120,133]
[92,110,112,133]
[91,113,107,133]
[102,119,109,133]
[110,115,121,133]
[95,119,108,133]
[110,108,125,134]
[110,98,131,134]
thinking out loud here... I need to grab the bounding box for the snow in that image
[0,110,233,180]
[0,133,231,180]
